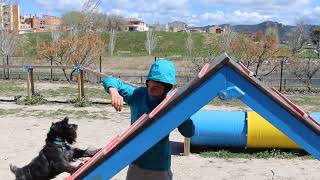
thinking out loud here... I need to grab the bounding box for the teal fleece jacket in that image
[102,59,195,171]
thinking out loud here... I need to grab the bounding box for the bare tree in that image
[109,28,116,56]
[107,15,127,31]
[190,33,223,74]
[0,29,15,56]
[229,32,280,77]
[186,31,194,57]
[0,0,17,57]
[310,27,320,58]
[38,32,104,82]
[222,26,234,53]
[81,0,102,33]
[51,27,60,41]
[290,58,320,91]
[145,27,156,56]
[288,21,306,57]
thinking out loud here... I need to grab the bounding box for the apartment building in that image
[19,14,61,33]
[0,3,19,31]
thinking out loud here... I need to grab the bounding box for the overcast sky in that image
[20,0,320,26]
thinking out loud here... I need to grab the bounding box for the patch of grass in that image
[209,97,247,108]
[85,87,109,99]
[24,108,108,119]
[27,109,73,118]
[0,80,24,96]
[290,96,320,107]
[71,96,92,107]
[199,149,313,159]
[41,87,78,97]
[16,94,48,105]
[0,108,24,116]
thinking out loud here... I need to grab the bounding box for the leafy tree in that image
[310,27,320,58]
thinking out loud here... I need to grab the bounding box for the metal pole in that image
[6,55,9,79]
[99,56,102,83]
[280,60,284,91]
[3,57,5,79]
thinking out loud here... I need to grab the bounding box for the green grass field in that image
[21,31,216,58]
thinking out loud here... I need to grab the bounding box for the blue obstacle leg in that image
[226,66,320,159]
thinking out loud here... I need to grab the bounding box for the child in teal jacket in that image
[102,59,194,180]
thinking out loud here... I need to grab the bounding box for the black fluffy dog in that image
[10,117,99,180]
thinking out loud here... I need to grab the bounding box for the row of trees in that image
[187,22,320,90]
[1,0,320,90]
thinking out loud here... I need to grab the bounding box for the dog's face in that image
[50,117,78,144]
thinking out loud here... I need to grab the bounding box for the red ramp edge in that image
[271,87,320,126]
[66,113,148,180]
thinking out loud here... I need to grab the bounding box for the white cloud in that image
[196,10,272,26]
[105,0,192,24]
[30,0,319,25]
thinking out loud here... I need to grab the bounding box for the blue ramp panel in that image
[67,53,320,180]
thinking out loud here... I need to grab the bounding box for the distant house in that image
[168,21,187,32]
[151,23,169,32]
[19,15,34,33]
[188,28,205,33]
[126,18,148,32]
[208,26,224,34]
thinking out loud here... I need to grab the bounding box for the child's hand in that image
[109,87,124,112]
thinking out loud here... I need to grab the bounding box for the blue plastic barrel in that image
[190,110,247,147]
[310,112,320,122]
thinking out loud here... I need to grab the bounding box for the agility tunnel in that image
[190,110,320,149]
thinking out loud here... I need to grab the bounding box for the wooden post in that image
[77,69,84,99]
[27,67,34,98]
[50,56,53,81]
[184,137,190,156]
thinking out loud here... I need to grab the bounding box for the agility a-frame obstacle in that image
[67,53,320,180]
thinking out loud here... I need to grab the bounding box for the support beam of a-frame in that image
[225,60,320,159]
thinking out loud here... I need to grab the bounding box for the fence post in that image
[99,56,102,83]
[3,57,5,79]
[26,67,34,98]
[76,66,84,99]
[6,55,9,79]
[280,60,284,91]
[50,56,53,81]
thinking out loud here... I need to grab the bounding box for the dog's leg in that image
[52,160,79,174]
[73,148,101,158]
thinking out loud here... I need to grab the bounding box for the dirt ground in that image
[0,100,319,180]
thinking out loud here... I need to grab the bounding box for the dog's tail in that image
[9,163,19,174]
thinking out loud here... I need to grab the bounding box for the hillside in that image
[202,21,317,42]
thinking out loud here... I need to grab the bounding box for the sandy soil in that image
[0,101,319,180]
